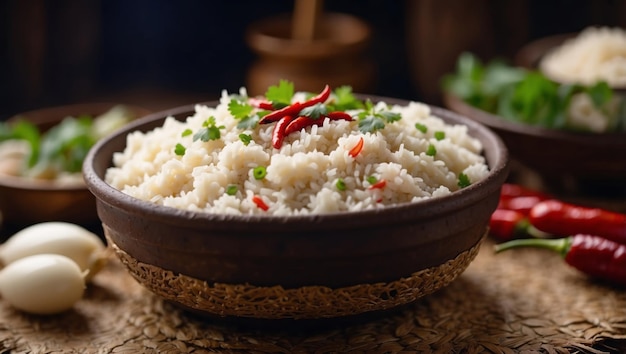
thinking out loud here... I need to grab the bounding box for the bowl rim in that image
[83,96,510,231]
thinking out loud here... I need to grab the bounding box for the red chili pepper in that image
[252,195,269,211]
[284,116,317,135]
[489,209,530,241]
[500,183,550,201]
[495,234,626,287]
[368,179,387,190]
[259,85,331,124]
[529,199,626,243]
[326,111,353,121]
[271,115,293,149]
[348,137,364,158]
[248,97,274,110]
[497,195,546,215]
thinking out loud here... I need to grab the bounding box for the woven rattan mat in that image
[1,236,625,354]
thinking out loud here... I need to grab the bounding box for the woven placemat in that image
[1,236,625,354]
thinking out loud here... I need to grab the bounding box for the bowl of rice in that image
[0,103,151,229]
[83,83,509,321]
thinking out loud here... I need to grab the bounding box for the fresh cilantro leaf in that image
[239,133,252,145]
[237,114,260,129]
[378,110,402,123]
[228,99,254,119]
[193,117,224,142]
[299,103,328,119]
[586,81,612,108]
[358,115,385,133]
[265,80,294,106]
[331,86,364,111]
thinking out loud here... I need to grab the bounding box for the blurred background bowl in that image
[0,102,151,236]
[442,92,626,196]
[83,97,509,322]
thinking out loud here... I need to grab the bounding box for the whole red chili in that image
[529,199,626,243]
[325,111,353,121]
[488,209,529,241]
[259,85,331,124]
[497,195,546,215]
[271,115,292,149]
[495,234,626,287]
[500,183,550,201]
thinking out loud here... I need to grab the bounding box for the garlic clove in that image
[0,254,86,315]
[0,222,107,280]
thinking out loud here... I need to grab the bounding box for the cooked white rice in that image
[540,26,626,87]
[105,89,489,215]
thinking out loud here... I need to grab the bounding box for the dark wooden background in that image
[1,0,625,119]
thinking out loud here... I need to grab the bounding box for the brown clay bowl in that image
[443,93,626,195]
[0,103,151,229]
[83,97,509,321]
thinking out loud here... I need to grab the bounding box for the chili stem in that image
[494,237,572,258]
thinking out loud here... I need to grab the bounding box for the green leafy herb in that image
[335,178,346,191]
[415,123,428,133]
[253,166,267,180]
[226,184,238,196]
[181,129,192,137]
[193,117,224,142]
[366,176,378,185]
[357,99,402,133]
[265,80,294,107]
[239,133,252,145]
[299,102,328,119]
[434,131,446,140]
[458,173,471,188]
[426,144,437,156]
[228,99,254,119]
[174,143,186,156]
[329,86,365,111]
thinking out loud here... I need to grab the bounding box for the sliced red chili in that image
[271,115,293,149]
[368,179,387,190]
[326,111,353,121]
[248,97,274,110]
[284,116,317,135]
[348,137,364,158]
[252,195,269,211]
[258,85,330,124]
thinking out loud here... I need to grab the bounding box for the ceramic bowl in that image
[83,97,509,321]
[442,93,626,195]
[0,103,151,230]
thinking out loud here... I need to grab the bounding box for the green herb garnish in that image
[328,86,365,111]
[299,102,328,119]
[357,100,402,133]
[434,131,446,140]
[265,79,294,107]
[366,176,378,185]
[239,133,252,145]
[226,184,238,196]
[458,173,471,188]
[174,143,186,156]
[426,144,437,156]
[193,116,224,142]
[415,123,427,133]
[335,178,346,191]
[181,129,192,137]
[253,166,267,180]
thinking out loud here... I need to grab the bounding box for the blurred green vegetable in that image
[442,52,626,132]
[0,105,134,179]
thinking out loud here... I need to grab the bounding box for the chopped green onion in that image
[415,123,427,133]
[253,166,267,180]
[434,131,446,140]
[226,184,238,195]
[181,129,192,137]
[366,176,378,185]
[458,172,471,188]
[174,143,186,156]
[426,144,437,156]
[239,133,252,145]
[336,178,346,191]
